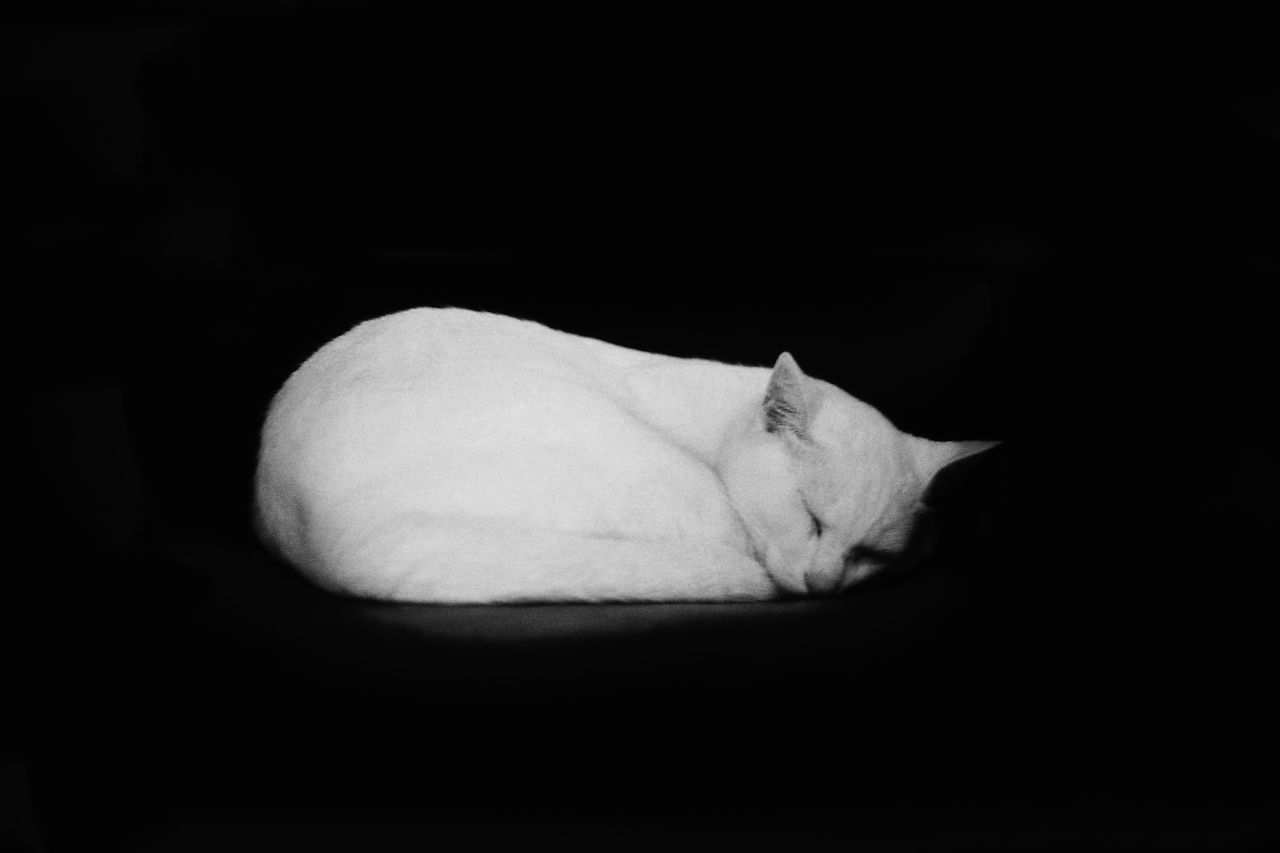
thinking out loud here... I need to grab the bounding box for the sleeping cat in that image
[254,308,995,603]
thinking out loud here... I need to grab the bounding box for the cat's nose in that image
[803,570,841,596]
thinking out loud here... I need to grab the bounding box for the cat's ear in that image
[763,352,813,447]
[910,438,999,480]
[910,438,1001,505]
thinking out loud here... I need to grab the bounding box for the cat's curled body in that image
[255,308,992,603]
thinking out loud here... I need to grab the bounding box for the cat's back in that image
[268,308,646,422]
[258,308,669,491]
[292,307,637,386]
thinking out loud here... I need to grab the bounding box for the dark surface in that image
[10,9,1278,850]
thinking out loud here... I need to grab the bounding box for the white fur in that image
[254,308,992,602]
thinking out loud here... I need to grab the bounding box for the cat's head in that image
[718,353,997,597]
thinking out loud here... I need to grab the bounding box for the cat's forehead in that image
[811,386,904,457]
[807,390,924,521]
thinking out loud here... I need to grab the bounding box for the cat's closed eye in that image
[803,502,824,537]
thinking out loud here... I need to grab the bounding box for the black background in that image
[9,6,1278,850]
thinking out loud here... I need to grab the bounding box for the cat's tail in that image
[295,514,781,604]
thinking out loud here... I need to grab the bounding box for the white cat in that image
[254,308,994,603]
